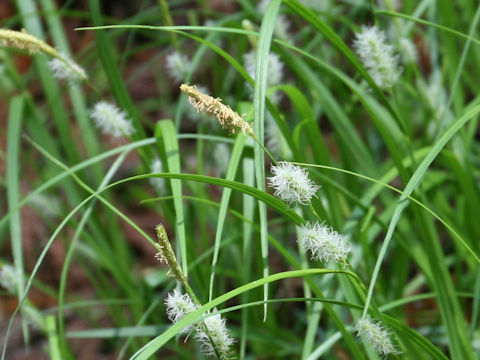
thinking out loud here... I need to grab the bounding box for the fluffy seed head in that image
[257,1,291,40]
[398,38,417,64]
[243,50,284,103]
[90,101,135,138]
[300,222,351,266]
[426,71,451,122]
[166,51,191,83]
[353,26,401,89]
[0,30,87,82]
[268,162,320,205]
[180,84,254,136]
[164,288,198,334]
[196,310,235,359]
[354,317,400,357]
[48,52,87,82]
[0,264,17,294]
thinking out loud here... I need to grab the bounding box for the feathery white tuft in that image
[354,317,400,357]
[90,101,135,138]
[353,26,401,89]
[243,50,284,88]
[300,222,351,266]
[398,38,417,64]
[426,71,451,123]
[48,52,87,82]
[243,49,284,103]
[164,288,198,334]
[257,0,291,40]
[150,158,166,194]
[0,264,17,294]
[164,291,235,357]
[166,51,191,83]
[268,162,319,205]
[196,310,235,359]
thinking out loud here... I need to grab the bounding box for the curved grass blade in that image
[87,0,151,163]
[253,0,282,322]
[208,134,247,301]
[284,0,401,126]
[57,150,131,357]
[292,162,479,262]
[362,104,480,358]
[376,10,480,46]
[0,135,235,233]
[6,96,28,343]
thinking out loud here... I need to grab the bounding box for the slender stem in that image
[252,134,278,165]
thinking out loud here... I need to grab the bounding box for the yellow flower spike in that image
[180,84,255,137]
[0,28,57,57]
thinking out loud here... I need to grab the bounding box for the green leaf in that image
[155,120,188,275]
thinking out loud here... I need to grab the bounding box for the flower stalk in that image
[156,224,234,359]
[354,316,400,356]
[0,28,88,82]
[155,224,190,293]
[180,83,278,165]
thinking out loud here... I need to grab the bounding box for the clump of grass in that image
[1,1,479,359]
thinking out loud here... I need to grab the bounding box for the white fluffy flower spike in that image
[90,101,135,138]
[48,52,87,82]
[268,162,320,205]
[243,49,284,103]
[300,222,351,266]
[166,51,191,83]
[0,264,17,294]
[354,317,400,357]
[398,38,417,64]
[196,310,235,359]
[353,26,401,89]
[257,0,291,40]
[164,288,198,334]
[164,290,234,358]
[243,50,284,88]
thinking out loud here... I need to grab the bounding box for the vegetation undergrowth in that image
[1,0,480,359]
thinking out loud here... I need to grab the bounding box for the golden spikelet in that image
[0,28,57,56]
[180,84,254,137]
[0,29,87,82]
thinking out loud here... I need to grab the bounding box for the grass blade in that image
[6,96,28,343]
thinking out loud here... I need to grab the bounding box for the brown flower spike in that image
[180,84,254,137]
